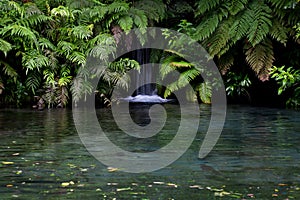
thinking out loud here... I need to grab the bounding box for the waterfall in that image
[121,49,171,103]
[134,48,154,96]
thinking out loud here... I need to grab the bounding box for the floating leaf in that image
[189,185,204,190]
[107,167,119,172]
[167,183,178,188]
[16,170,22,175]
[153,181,165,185]
[61,182,70,187]
[2,161,14,165]
[116,187,132,192]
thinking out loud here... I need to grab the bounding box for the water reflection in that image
[0,106,299,199]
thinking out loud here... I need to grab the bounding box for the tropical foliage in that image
[0,0,299,108]
[270,65,300,109]
[0,0,163,108]
[192,0,300,81]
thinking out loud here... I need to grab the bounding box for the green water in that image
[0,105,299,199]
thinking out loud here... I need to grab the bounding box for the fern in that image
[22,50,50,74]
[229,8,252,44]
[26,71,41,94]
[245,38,274,80]
[18,14,51,28]
[38,38,56,51]
[8,0,25,18]
[67,51,86,67]
[269,19,289,44]
[0,24,38,48]
[247,1,272,46]
[226,0,248,15]
[0,61,18,82]
[57,41,76,56]
[195,0,222,16]
[24,2,43,16]
[129,8,148,32]
[194,14,220,41]
[71,25,93,40]
[197,82,212,104]
[206,18,231,57]
[0,38,12,57]
[118,15,133,33]
[134,0,166,23]
[51,5,74,19]
[107,2,129,13]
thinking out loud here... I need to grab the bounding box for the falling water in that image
[122,49,171,103]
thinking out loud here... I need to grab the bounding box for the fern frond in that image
[130,8,148,31]
[229,5,252,43]
[26,70,41,94]
[67,51,86,67]
[22,50,50,73]
[87,6,108,23]
[57,41,76,56]
[107,2,129,13]
[39,38,56,51]
[216,50,235,72]
[134,0,166,23]
[19,14,50,27]
[24,2,43,16]
[206,19,231,57]
[67,0,95,9]
[266,0,293,8]
[226,0,248,15]
[197,82,212,104]
[194,14,219,41]
[8,0,25,17]
[160,55,178,79]
[163,67,201,98]
[195,0,222,16]
[0,38,12,57]
[71,25,93,40]
[269,19,288,44]
[245,38,274,80]
[0,24,38,47]
[118,15,133,33]
[0,61,18,82]
[247,2,272,46]
[51,5,74,19]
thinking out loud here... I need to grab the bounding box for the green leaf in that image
[118,15,133,33]
[0,38,12,56]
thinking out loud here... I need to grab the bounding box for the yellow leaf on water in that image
[189,185,204,189]
[116,187,131,192]
[16,170,22,175]
[167,183,178,188]
[61,182,70,187]
[107,167,119,172]
[2,161,14,165]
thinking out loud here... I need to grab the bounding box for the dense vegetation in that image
[0,0,299,109]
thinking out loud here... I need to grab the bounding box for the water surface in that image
[0,105,299,199]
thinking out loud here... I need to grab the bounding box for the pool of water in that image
[0,105,299,199]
